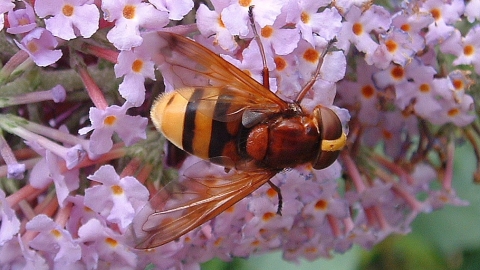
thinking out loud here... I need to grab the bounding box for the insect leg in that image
[267,180,283,215]
[294,38,337,103]
[248,6,270,89]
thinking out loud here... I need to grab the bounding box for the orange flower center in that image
[303,48,319,64]
[62,4,74,17]
[301,11,310,24]
[239,0,252,7]
[464,44,474,56]
[123,5,136,19]
[352,23,363,35]
[274,56,287,71]
[131,59,144,73]
[111,185,124,195]
[103,115,117,126]
[361,85,375,99]
[390,65,405,80]
[261,26,274,38]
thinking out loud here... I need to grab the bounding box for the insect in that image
[129,23,347,249]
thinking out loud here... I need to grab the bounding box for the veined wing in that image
[150,31,289,122]
[129,164,277,249]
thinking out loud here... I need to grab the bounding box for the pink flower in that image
[114,49,155,106]
[256,15,300,56]
[78,102,148,155]
[420,0,464,45]
[465,0,480,23]
[34,0,100,40]
[149,0,194,20]
[26,215,82,267]
[0,189,20,245]
[0,0,14,31]
[77,218,137,268]
[337,59,381,125]
[196,0,238,51]
[85,165,149,230]
[29,149,80,207]
[0,236,49,269]
[15,28,62,67]
[6,3,36,34]
[221,0,287,36]
[287,1,341,45]
[391,9,433,53]
[102,0,169,50]
[222,39,275,85]
[337,5,391,57]
[370,29,418,69]
[452,25,480,75]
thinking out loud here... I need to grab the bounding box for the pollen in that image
[262,212,275,221]
[419,83,430,93]
[225,205,235,213]
[274,56,287,71]
[400,23,411,32]
[62,4,74,17]
[439,194,449,203]
[314,199,328,210]
[352,23,363,36]
[111,185,124,195]
[385,39,398,53]
[382,129,393,140]
[238,0,252,7]
[266,187,277,198]
[131,59,144,73]
[214,237,223,246]
[261,26,274,38]
[105,237,118,247]
[217,16,225,28]
[430,8,441,21]
[103,115,117,126]
[19,17,30,25]
[51,229,62,238]
[452,79,464,90]
[303,48,319,64]
[123,5,136,19]
[463,44,474,56]
[390,65,405,80]
[447,108,459,117]
[361,85,375,99]
[26,41,38,53]
[301,11,310,24]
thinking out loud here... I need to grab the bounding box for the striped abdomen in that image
[150,88,244,167]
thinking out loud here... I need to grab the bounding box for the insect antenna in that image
[248,6,270,89]
[294,38,337,103]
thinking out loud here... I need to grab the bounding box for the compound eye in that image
[312,107,346,170]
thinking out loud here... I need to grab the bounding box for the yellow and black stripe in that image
[151,88,244,166]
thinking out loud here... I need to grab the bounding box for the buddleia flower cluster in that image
[0,0,478,269]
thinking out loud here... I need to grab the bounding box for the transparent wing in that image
[128,162,277,249]
[151,31,289,122]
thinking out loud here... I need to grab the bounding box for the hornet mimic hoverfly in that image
[129,22,347,249]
